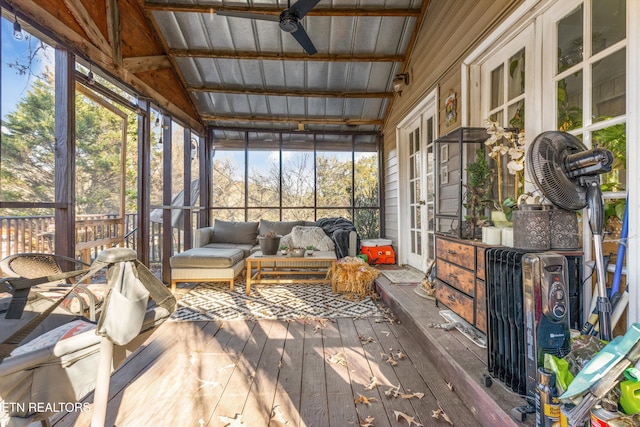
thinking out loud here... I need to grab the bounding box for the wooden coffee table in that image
[245,251,337,295]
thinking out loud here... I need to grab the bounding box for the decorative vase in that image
[512,204,550,250]
[491,210,513,227]
[258,235,281,255]
[549,207,580,250]
[290,248,306,257]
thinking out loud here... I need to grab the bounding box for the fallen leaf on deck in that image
[365,376,383,390]
[381,330,391,336]
[327,352,348,367]
[189,353,199,365]
[249,370,256,379]
[354,393,378,405]
[385,355,398,366]
[218,363,236,373]
[197,378,221,389]
[399,392,424,400]
[446,381,454,391]
[218,413,246,426]
[360,415,375,427]
[270,405,289,426]
[432,402,454,425]
[360,336,376,345]
[384,384,401,397]
[278,360,283,369]
[395,350,406,360]
[394,410,423,426]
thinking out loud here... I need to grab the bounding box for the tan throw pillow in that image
[290,226,335,251]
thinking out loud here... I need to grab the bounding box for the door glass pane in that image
[558,5,584,73]
[592,0,625,56]
[508,48,525,100]
[557,70,583,131]
[490,64,504,109]
[593,123,626,191]
[592,48,625,122]
[508,99,525,129]
[489,110,504,124]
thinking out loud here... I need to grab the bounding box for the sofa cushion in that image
[202,242,255,258]
[211,220,258,245]
[170,248,244,269]
[259,219,306,237]
[281,226,335,251]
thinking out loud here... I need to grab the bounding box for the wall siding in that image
[382,0,521,244]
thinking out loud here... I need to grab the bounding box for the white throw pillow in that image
[289,226,335,251]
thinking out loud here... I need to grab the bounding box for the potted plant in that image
[305,245,315,256]
[463,148,494,239]
[257,229,281,255]
[279,245,289,256]
[484,119,525,225]
[290,247,306,257]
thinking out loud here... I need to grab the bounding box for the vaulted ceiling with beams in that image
[5,0,427,134]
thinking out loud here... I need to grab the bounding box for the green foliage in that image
[213,150,380,238]
[604,198,626,226]
[2,70,139,216]
[463,149,494,238]
[500,196,517,221]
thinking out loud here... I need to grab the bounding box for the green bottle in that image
[620,379,640,415]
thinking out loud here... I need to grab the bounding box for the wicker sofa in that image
[169,218,358,291]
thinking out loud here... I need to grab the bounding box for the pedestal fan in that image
[526,131,614,340]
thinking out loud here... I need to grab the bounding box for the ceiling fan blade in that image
[216,10,280,22]
[290,26,317,55]
[288,0,322,19]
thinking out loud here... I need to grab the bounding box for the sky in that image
[1,16,51,121]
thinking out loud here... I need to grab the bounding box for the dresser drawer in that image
[436,238,475,270]
[435,279,474,326]
[436,259,475,296]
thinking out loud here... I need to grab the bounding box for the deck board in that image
[299,320,329,427]
[50,307,481,427]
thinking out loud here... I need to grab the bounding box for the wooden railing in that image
[1,213,154,263]
[0,212,194,265]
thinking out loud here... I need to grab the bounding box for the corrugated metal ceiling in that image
[146,0,422,138]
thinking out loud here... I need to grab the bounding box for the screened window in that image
[210,131,381,239]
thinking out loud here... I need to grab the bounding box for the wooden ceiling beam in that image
[61,0,112,56]
[143,3,422,17]
[106,0,122,64]
[170,49,404,62]
[201,114,383,126]
[123,55,173,73]
[188,85,392,99]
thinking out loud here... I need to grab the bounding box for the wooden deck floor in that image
[52,315,478,427]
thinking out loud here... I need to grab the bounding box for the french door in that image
[402,109,436,271]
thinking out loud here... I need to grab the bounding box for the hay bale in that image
[332,257,380,295]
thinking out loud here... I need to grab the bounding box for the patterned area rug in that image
[380,268,424,284]
[171,280,382,321]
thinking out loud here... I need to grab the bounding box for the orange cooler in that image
[361,239,395,264]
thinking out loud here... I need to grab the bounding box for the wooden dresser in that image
[434,235,489,333]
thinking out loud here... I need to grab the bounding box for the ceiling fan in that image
[217,0,321,55]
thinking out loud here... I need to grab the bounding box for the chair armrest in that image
[194,228,213,248]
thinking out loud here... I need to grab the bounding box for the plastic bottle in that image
[536,367,560,427]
